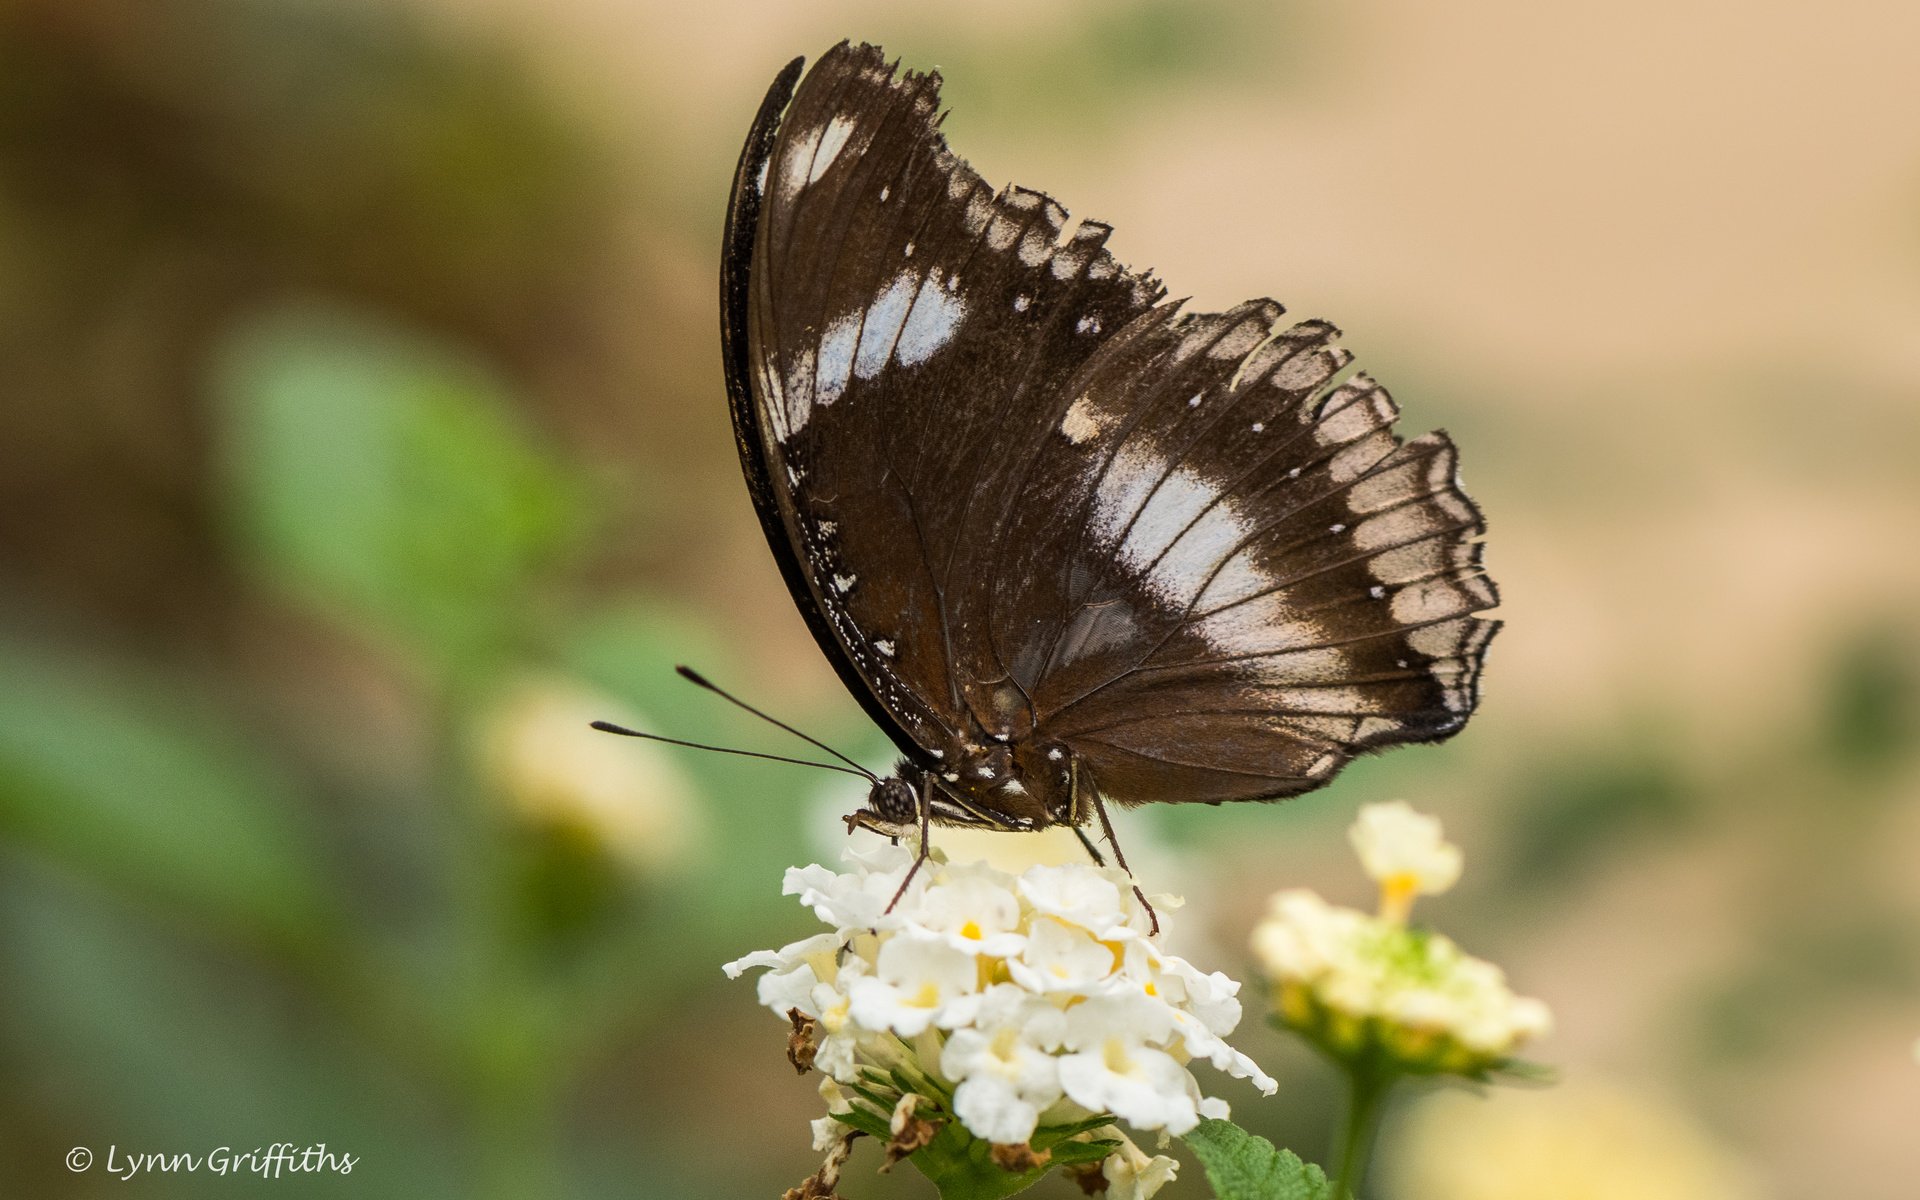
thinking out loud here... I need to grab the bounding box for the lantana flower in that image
[726,844,1275,1197]
[1251,801,1551,1078]
[478,676,702,874]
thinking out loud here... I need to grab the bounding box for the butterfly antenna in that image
[675,665,878,781]
[588,721,870,778]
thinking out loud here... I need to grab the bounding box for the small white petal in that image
[810,1116,846,1151]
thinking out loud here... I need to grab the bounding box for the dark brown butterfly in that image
[721,42,1498,887]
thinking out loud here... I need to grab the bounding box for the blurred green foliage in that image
[218,306,586,686]
[1819,624,1917,783]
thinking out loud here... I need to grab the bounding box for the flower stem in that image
[1333,1068,1393,1200]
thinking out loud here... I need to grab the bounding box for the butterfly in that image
[720,41,1499,893]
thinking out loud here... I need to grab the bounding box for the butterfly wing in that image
[726,42,1498,803]
[725,41,1165,765]
[987,304,1499,805]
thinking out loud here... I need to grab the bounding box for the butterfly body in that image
[723,44,1500,848]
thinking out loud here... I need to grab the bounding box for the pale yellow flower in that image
[1251,804,1548,1077]
[1349,800,1462,922]
[1384,1081,1760,1200]
[479,676,703,874]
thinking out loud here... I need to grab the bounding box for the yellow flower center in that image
[1379,872,1419,924]
[820,995,851,1033]
[960,920,983,940]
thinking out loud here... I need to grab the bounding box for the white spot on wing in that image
[1089,442,1166,557]
[855,271,918,379]
[1315,393,1386,445]
[1117,468,1229,587]
[1328,439,1386,484]
[1409,620,1467,658]
[816,311,859,404]
[808,116,856,184]
[832,573,857,594]
[1061,395,1106,444]
[1090,442,1272,627]
[778,347,814,437]
[1209,320,1265,360]
[778,124,824,200]
[1391,578,1465,624]
[1190,595,1320,658]
[895,272,967,367]
[1017,227,1052,267]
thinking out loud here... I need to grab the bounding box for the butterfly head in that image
[846,772,921,838]
[842,740,1083,839]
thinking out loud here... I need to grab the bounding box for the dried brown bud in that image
[1065,1159,1111,1194]
[989,1142,1053,1173]
[785,1007,818,1074]
[783,1129,859,1200]
[881,1094,941,1172]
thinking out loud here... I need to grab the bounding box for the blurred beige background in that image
[2,2,1916,1197]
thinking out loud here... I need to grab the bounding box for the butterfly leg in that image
[884,772,935,915]
[1078,764,1158,937]
[1072,826,1107,867]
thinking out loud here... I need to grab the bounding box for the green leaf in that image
[1,860,458,1198]
[1031,1113,1120,1144]
[906,1121,1050,1200]
[215,303,584,680]
[1182,1118,1332,1200]
[832,1106,891,1141]
[0,638,334,945]
[1036,1138,1118,1168]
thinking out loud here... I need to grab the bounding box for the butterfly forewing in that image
[725,41,1499,813]
[731,43,1163,760]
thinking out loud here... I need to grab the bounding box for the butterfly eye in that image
[865,777,911,823]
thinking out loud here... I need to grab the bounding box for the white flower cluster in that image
[727,844,1276,1151]
[1251,803,1550,1075]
